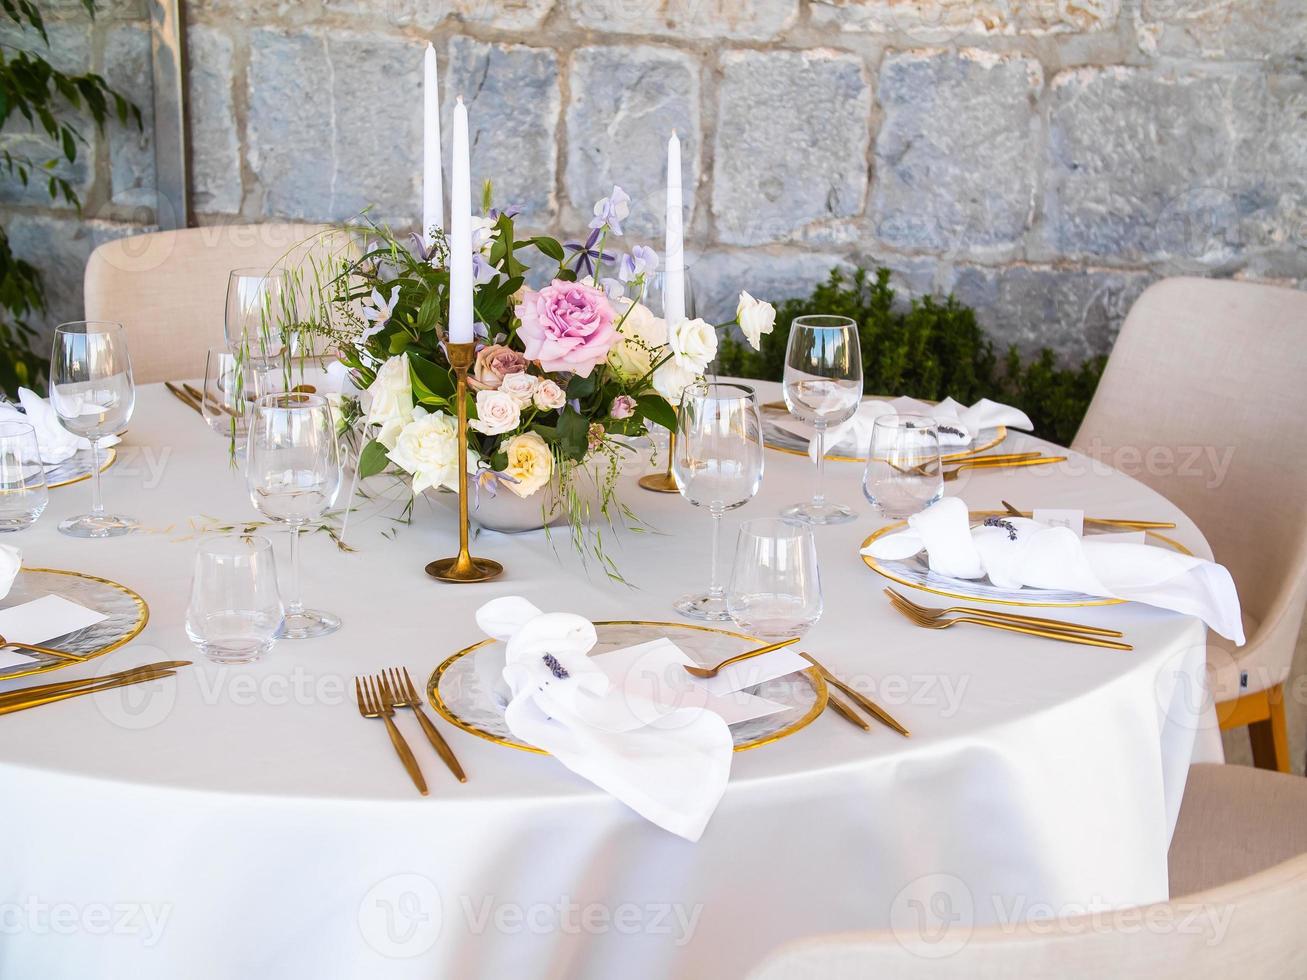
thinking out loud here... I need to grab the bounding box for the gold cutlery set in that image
[885,587,1133,651]
[0,661,191,715]
[354,666,466,795]
[999,499,1176,531]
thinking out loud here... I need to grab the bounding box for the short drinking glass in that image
[203,348,258,443]
[726,518,822,640]
[185,534,285,664]
[781,315,863,525]
[0,421,48,531]
[862,414,943,519]
[50,320,137,537]
[672,382,765,621]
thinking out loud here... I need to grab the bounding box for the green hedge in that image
[716,267,1106,446]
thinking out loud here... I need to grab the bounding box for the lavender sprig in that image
[983,516,1019,541]
[542,653,570,679]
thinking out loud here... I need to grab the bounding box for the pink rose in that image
[533,379,566,412]
[515,280,618,378]
[471,344,528,390]
[610,394,637,420]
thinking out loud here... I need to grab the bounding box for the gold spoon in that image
[683,636,801,679]
[0,634,87,662]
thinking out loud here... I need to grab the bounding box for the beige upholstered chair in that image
[1072,278,1307,772]
[750,764,1307,979]
[83,223,333,384]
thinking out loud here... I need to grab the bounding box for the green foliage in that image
[0,0,142,398]
[716,267,1105,446]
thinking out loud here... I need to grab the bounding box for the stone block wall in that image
[2,0,1305,358]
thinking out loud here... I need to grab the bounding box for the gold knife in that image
[0,661,192,709]
[165,381,203,415]
[0,669,178,716]
[826,692,870,731]
[1000,500,1176,530]
[801,653,910,737]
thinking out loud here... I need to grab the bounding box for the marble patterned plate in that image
[860,511,1193,608]
[761,399,1005,464]
[427,621,828,754]
[45,446,117,489]
[0,568,149,681]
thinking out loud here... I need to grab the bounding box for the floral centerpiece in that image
[294,184,774,574]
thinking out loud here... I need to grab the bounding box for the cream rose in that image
[653,359,699,404]
[736,291,776,350]
[607,299,667,381]
[533,378,566,411]
[499,372,539,407]
[667,316,718,374]
[470,388,522,436]
[365,354,413,434]
[501,431,553,498]
[387,408,465,494]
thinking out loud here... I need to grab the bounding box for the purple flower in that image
[618,244,659,283]
[564,227,615,279]
[487,204,522,222]
[588,185,631,236]
[600,277,624,301]
[610,394,637,419]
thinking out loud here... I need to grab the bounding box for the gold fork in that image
[384,667,467,783]
[355,675,428,796]
[883,587,1125,638]
[886,592,1133,650]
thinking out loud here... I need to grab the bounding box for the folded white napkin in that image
[776,395,1032,460]
[862,497,1245,643]
[0,543,19,600]
[476,597,733,841]
[0,388,120,465]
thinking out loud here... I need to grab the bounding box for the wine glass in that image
[0,421,48,531]
[246,392,341,639]
[862,414,944,519]
[781,315,863,525]
[672,381,764,621]
[49,320,137,538]
[226,268,291,365]
[727,518,823,640]
[202,348,261,445]
[185,534,285,664]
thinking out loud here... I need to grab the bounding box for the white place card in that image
[1033,508,1085,536]
[599,639,789,727]
[0,595,109,670]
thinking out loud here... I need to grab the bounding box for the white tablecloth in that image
[0,381,1221,978]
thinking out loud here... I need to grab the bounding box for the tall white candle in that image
[448,98,474,345]
[664,131,685,326]
[422,43,443,248]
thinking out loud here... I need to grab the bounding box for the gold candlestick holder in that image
[425,341,504,583]
[638,421,680,493]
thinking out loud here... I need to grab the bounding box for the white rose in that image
[365,354,413,430]
[387,407,468,495]
[501,431,553,498]
[533,378,566,411]
[470,388,522,436]
[667,317,718,374]
[499,372,539,407]
[653,359,700,404]
[736,291,776,351]
[607,299,668,381]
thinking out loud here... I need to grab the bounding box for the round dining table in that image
[0,378,1222,979]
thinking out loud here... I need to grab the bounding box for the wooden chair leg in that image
[1248,683,1291,774]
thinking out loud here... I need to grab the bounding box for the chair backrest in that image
[83,223,335,384]
[749,851,1307,980]
[1072,277,1307,644]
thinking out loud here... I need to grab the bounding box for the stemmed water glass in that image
[226,268,291,365]
[781,315,863,525]
[49,320,137,538]
[727,518,823,640]
[246,392,341,639]
[672,381,764,621]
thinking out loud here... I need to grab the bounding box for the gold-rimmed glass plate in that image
[427,620,828,754]
[860,510,1192,607]
[46,446,117,489]
[0,568,149,681]
[761,398,1005,463]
